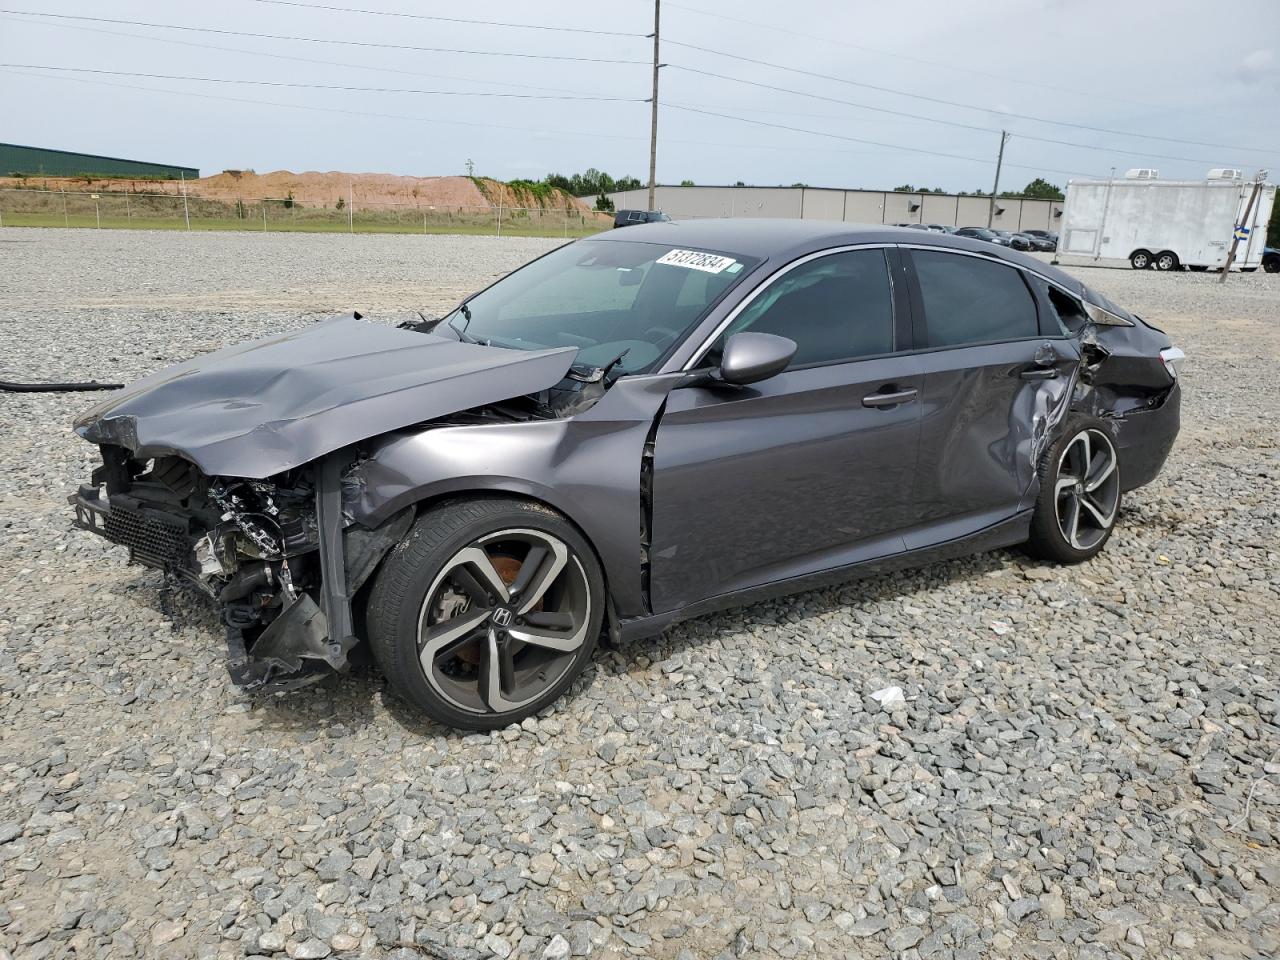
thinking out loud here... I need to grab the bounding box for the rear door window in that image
[1030,277,1088,334]
[911,250,1039,347]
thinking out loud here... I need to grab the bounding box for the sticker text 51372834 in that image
[655,249,738,274]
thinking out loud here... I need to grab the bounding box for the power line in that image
[664,38,1280,158]
[2,64,645,102]
[670,65,1248,167]
[0,14,602,98]
[2,65,1079,182]
[666,1,1125,106]
[0,9,649,64]
[0,67,646,145]
[245,0,645,38]
[665,103,1098,179]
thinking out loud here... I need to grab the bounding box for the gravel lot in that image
[1,229,1276,960]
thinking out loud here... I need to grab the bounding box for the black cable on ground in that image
[1,379,122,392]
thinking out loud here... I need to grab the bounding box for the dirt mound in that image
[0,170,590,212]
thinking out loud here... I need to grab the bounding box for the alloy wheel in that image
[416,528,591,715]
[1054,429,1120,551]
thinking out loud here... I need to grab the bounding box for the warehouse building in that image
[0,143,198,180]
[606,184,1063,233]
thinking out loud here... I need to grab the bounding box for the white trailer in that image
[1059,171,1274,271]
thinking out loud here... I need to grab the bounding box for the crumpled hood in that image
[74,316,577,479]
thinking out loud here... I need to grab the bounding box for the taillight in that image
[1159,346,1185,379]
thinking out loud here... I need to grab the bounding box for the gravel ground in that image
[0,229,1276,960]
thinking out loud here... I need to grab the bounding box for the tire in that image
[367,496,604,730]
[1024,418,1122,564]
[1129,250,1152,270]
[1264,255,1279,274]
[1155,250,1179,272]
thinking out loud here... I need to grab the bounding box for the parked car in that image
[1018,233,1057,252]
[991,230,1036,252]
[1264,247,1279,273]
[614,209,671,228]
[955,226,1011,246]
[1022,229,1059,251]
[70,220,1183,729]
[927,224,958,234]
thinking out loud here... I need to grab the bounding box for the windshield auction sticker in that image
[656,249,738,274]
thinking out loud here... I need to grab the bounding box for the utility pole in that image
[987,130,1009,228]
[647,0,661,211]
[1219,171,1267,284]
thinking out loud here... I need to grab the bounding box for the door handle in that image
[1019,367,1059,380]
[862,388,918,408]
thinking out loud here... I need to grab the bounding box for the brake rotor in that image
[448,551,535,666]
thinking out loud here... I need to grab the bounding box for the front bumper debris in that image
[71,484,193,574]
[67,452,383,694]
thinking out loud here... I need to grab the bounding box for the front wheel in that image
[367,497,604,730]
[1155,251,1179,272]
[1024,419,1122,564]
[1130,250,1153,270]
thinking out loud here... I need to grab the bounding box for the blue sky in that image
[1,0,1277,192]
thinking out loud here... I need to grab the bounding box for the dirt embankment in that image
[0,170,590,212]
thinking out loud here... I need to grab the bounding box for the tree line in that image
[892,178,1065,200]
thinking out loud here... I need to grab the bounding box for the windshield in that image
[442,238,760,374]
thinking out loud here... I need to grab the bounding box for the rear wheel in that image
[367,498,604,730]
[1130,249,1153,270]
[1025,419,1122,564]
[1263,255,1279,274]
[1155,250,1179,272]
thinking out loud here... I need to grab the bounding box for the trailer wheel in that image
[1129,250,1153,270]
[1264,254,1280,274]
[1154,251,1179,272]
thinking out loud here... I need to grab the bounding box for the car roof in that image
[586,217,1098,306]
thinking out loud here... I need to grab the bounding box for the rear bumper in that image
[1115,382,1180,491]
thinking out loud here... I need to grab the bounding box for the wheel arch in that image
[355,476,626,634]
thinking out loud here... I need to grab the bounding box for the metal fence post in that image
[262,200,267,231]
[497,195,503,238]
[180,171,191,231]
[125,191,131,223]
[348,183,354,234]
[61,187,68,227]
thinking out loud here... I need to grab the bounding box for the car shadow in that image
[594,547,1017,682]
[116,544,1031,738]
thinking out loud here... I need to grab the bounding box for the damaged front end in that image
[70,445,410,692]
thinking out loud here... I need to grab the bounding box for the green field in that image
[0,211,606,238]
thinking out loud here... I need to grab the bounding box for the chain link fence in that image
[0,187,611,238]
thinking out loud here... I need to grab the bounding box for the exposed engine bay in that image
[67,361,616,693]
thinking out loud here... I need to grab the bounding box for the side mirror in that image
[718,332,797,386]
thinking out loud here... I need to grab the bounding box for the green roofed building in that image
[0,143,198,180]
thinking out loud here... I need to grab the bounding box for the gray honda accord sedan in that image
[70,220,1183,729]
